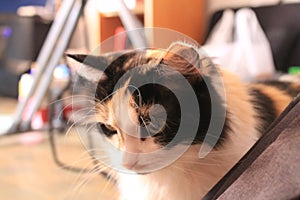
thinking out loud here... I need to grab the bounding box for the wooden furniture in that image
[99,2,144,43]
[98,0,206,47]
[144,0,206,45]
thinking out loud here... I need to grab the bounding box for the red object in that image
[114,26,127,51]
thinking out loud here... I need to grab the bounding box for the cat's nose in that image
[122,135,143,153]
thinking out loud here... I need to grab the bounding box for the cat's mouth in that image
[121,163,157,175]
[123,162,146,171]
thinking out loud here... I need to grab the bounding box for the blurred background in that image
[0,0,299,199]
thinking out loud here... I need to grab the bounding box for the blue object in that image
[0,27,12,38]
[54,64,70,79]
[0,0,46,12]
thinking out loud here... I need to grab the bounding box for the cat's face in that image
[68,42,225,174]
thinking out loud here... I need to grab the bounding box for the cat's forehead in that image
[145,49,165,58]
[120,49,164,70]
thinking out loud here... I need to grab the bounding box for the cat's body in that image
[68,42,300,200]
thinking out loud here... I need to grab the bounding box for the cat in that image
[67,41,300,200]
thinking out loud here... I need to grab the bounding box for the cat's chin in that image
[119,164,163,175]
[121,169,154,176]
[135,171,151,175]
[119,168,152,175]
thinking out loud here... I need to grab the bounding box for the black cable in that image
[48,104,111,178]
[47,60,112,180]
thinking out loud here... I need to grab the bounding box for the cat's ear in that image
[161,42,202,82]
[66,54,108,83]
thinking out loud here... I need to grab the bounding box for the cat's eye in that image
[97,123,117,137]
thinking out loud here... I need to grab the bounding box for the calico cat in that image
[67,41,300,200]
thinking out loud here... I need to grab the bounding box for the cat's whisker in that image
[49,94,97,111]
[47,96,97,129]
[52,93,100,118]
[178,148,241,156]
[68,172,100,199]
[49,95,73,106]
[68,107,97,121]
[62,149,103,169]
[176,159,224,167]
[62,98,96,108]
[169,164,215,179]
[65,111,96,128]
[62,166,99,199]
[99,168,117,194]
[67,160,111,199]
[168,164,190,175]
[63,123,78,141]
[63,118,95,144]
[65,115,95,137]
[98,88,123,104]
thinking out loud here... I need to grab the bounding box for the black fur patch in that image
[128,66,230,148]
[249,88,277,135]
[95,52,138,101]
[190,77,230,148]
[131,83,181,145]
[260,81,300,97]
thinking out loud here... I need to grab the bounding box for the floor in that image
[0,98,118,200]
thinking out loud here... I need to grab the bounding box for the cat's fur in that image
[68,42,300,200]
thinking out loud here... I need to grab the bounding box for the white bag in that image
[203,8,275,81]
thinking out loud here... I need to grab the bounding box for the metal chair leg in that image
[7,0,85,134]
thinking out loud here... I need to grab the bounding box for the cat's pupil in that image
[97,122,117,137]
